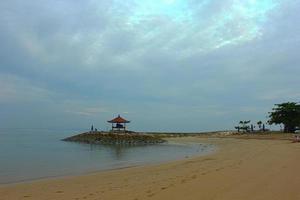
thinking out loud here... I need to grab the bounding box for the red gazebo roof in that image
[107,115,130,123]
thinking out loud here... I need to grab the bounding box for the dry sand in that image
[1,136,300,200]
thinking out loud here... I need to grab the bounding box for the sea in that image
[0,129,215,184]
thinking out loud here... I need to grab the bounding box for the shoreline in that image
[0,139,215,186]
[1,136,300,200]
[0,164,142,187]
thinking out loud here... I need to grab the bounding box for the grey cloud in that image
[0,0,300,131]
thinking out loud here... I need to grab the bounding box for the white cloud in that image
[65,108,107,116]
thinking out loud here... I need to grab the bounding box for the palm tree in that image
[257,121,262,131]
[239,120,251,132]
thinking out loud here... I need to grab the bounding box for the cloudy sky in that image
[0,0,299,132]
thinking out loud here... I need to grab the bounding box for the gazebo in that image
[107,115,130,131]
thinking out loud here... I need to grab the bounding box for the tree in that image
[236,120,251,132]
[268,102,300,133]
[257,121,262,130]
[251,124,255,132]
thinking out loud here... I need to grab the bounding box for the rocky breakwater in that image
[63,131,166,145]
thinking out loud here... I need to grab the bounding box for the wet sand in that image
[1,136,300,200]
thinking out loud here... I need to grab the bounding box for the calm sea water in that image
[0,129,214,184]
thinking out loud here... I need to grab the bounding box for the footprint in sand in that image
[145,189,156,197]
[146,190,152,194]
[147,193,155,197]
[191,175,197,179]
[161,186,168,190]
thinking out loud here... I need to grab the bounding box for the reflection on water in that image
[89,144,129,160]
[0,129,215,184]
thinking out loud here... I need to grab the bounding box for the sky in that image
[0,0,299,132]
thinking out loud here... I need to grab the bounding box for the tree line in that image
[235,102,300,133]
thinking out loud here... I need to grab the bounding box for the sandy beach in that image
[1,136,300,200]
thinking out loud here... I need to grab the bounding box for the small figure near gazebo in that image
[107,115,130,132]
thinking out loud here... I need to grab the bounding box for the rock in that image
[62,131,166,145]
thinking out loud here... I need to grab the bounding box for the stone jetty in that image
[63,131,166,145]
